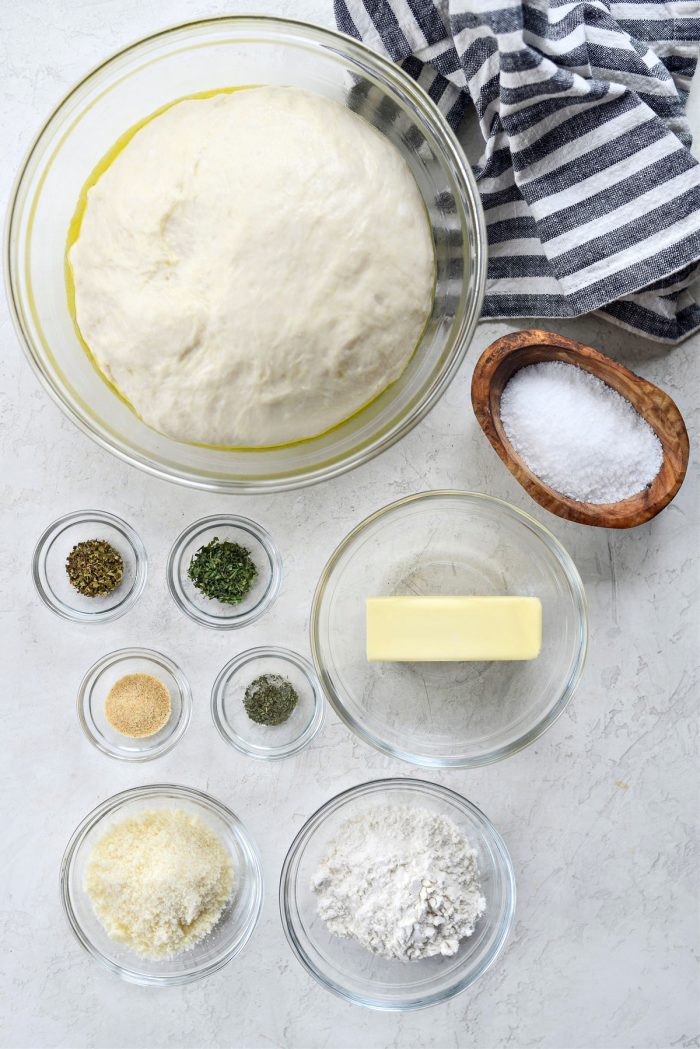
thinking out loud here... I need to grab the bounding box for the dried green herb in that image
[187,537,257,605]
[243,674,299,726]
[65,539,124,598]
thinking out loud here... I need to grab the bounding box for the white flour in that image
[311,804,486,962]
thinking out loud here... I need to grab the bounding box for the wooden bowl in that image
[471,330,689,529]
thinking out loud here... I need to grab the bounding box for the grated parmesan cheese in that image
[85,808,234,959]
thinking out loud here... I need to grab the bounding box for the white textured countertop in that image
[1,3,698,1047]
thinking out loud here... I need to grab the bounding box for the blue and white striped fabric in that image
[335,0,700,343]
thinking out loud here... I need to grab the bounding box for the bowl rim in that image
[211,645,325,760]
[310,490,589,768]
[4,14,487,494]
[166,513,282,629]
[59,782,264,986]
[76,646,192,762]
[279,776,516,1011]
[31,508,148,623]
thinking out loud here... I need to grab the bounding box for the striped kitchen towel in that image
[335,0,700,343]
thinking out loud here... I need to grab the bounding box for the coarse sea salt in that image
[499,361,663,505]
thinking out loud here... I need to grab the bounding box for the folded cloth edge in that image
[336,0,700,344]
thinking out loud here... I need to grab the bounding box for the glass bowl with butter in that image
[6,16,485,493]
[310,491,588,768]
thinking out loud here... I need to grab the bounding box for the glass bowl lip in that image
[4,14,487,495]
[76,646,193,762]
[166,513,282,629]
[310,489,589,769]
[31,508,148,623]
[211,645,325,760]
[279,775,516,1011]
[59,782,265,986]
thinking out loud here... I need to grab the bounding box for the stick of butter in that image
[366,596,542,662]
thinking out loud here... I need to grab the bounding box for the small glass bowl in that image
[32,509,147,623]
[60,784,264,985]
[280,777,515,1011]
[311,491,588,768]
[212,647,324,760]
[167,515,281,629]
[77,647,192,762]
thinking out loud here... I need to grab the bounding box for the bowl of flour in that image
[280,778,515,1010]
[6,17,486,492]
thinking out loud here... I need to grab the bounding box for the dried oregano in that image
[66,539,124,598]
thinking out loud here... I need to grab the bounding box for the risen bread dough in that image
[69,87,434,446]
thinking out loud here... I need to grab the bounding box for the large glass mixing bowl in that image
[310,492,588,767]
[5,17,485,493]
